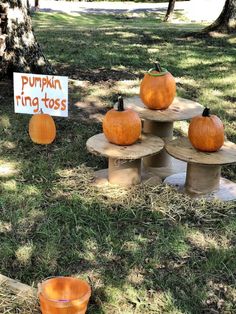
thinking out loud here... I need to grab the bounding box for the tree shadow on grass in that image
[1,173,236,313]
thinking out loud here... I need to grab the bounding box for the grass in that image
[0,11,236,314]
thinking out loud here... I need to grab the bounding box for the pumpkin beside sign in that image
[29,111,56,145]
[188,107,224,152]
[140,62,176,110]
[103,96,141,146]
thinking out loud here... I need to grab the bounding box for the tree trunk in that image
[35,0,39,9]
[204,0,236,33]
[0,0,53,79]
[164,0,176,22]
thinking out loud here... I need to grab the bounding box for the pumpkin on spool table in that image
[188,107,224,152]
[103,96,141,146]
[29,110,56,144]
[140,62,176,110]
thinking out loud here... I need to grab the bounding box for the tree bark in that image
[204,0,236,33]
[0,0,53,79]
[164,0,176,22]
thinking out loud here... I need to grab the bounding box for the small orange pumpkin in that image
[188,107,224,152]
[29,111,56,144]
[103,96,141,146]
[140,62,176,110]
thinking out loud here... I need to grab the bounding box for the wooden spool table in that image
[124,96,203,178]
[86,133,164,186]
[164,137,236,201]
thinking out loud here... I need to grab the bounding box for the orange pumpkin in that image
[140,62,176,110]
[188,107,224,152]
[29,111,56,144]
[103,96,141,146]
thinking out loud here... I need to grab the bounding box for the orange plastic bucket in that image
[38,277,91,314]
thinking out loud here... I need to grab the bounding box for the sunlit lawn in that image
[0,11,236,314]
[33,12,236,144]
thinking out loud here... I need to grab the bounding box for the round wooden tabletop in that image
[124,96,203,122]
[165,137,236,165]
[86,133,164,160]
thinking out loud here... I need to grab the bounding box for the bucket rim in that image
[38,276,91,304]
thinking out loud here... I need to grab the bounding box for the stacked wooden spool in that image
[164,138,236,201]
[86,96,164,186]
[86,63,236,201]
[124,96,203,178]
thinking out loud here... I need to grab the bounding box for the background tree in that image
[35,0,39,10]
[204,0,236,33]
[164,0,176,22]
[0,0,53,79]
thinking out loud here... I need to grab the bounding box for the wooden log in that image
[0,273,36,296]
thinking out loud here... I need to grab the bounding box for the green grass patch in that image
[33,13,236,146]
[0,12,236,313]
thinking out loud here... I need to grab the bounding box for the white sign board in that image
[14,73,68,117]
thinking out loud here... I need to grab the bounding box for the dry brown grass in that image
[0,285,39,314]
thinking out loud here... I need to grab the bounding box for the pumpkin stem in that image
[117,96,124,112]
[202,107,210,117]
[154,62,162,72]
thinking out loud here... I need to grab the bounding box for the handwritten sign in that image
[14,73,68,117]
